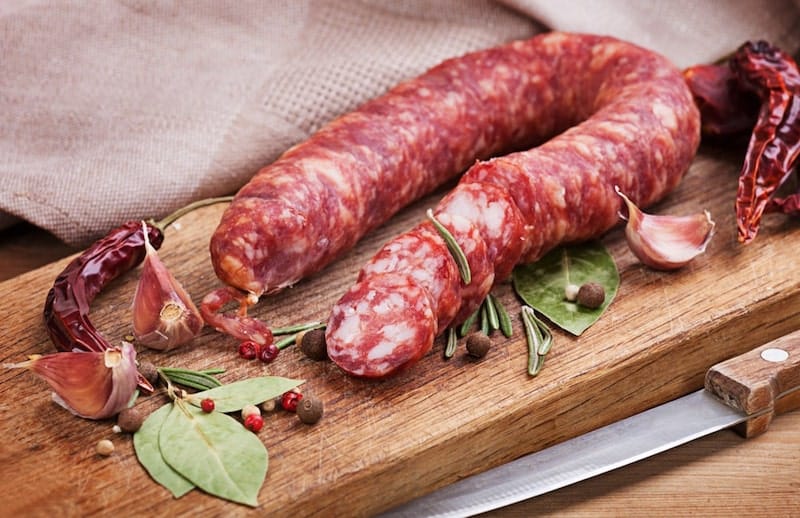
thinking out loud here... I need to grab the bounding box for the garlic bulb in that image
[616,187,715,270]
[6,342,138,420]
[132,222,203,350]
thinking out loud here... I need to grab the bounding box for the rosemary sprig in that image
[484,294,500,331]
[200,368,226,375]
[491,294,513,338]
[459,307,480,337]
[444,327,458,359]
[535,316,553,357]
[275,334,298,350]
[158,367,224,391]
[480,304,489,335]
[269,320,327,350]
[271,321,325,336]
[427,209,471,284]
[521,306,553,376]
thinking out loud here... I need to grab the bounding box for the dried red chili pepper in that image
[43,221,163,391]
[729,40,800,243]
[683,63,759,137]
[42,197,232,391]
[766,194,800,216]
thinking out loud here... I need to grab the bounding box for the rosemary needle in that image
[491,294,513,338]
[484,294,500,332]
[459,307,480,337]
[427,209,472,284]
[444,327,458,359]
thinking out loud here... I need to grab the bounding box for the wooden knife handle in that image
[705,329,800,438]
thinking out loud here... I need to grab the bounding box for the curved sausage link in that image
[211,32,640,297]
[326,32,701,378]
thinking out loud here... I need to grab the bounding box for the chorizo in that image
[429,212,494,325]
[325,32,701,378]
[326,272,436,378]
[357,222,461,333]
[211,32,638,297]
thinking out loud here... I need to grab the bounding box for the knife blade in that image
[382,329,800,517]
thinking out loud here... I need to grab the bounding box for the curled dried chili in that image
[683,62,759,137]
[729,40,800,243]
[42,196,232,391]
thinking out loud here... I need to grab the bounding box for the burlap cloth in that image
[2,0,799,247]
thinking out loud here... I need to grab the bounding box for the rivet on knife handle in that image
[705,329,800,438]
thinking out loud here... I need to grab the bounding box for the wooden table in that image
[1,202,798,516]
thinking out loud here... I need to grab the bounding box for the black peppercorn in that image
[300,329,328,361]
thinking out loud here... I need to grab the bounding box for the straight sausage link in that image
[326,33,701,378]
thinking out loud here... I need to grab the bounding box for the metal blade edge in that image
[381,390,746,518]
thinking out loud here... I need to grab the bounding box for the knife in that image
[382,329,800,517]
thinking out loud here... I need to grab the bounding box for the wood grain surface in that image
[1,143,799,517]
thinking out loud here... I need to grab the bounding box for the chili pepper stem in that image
[152,195,235,232]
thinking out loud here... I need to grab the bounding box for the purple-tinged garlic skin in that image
[6,341,138,420]
[132,222,203,350]
[616,187,715,270]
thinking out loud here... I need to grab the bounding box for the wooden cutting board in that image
[1,143,799,517]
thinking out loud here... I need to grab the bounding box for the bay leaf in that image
[189,376,303,413]
[133,403,195,498]
[512,242,619,336]
[159,402,268,507]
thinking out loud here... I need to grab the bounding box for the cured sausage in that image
[325,33,701,378]
[430,212,495,325]
[211,32,639,297]
[357,222,461,333]
[326,272,436,378]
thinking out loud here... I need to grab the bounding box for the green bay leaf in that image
[159,402,268,507]
[133,403,195,498]
[189,376,303,413]
[512,242,619,336]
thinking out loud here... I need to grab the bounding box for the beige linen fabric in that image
[1,0,798,246]
[505,0,800,68]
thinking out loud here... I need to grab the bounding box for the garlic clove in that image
[6,342,138,420]
[616,187,715,270]
[132,222,203,350]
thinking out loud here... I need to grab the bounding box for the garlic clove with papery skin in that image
[616,187,715,271]
[5,341,138,420]
[132,222,203,350]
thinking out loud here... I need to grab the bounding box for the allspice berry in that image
[117,407,145,433]
[577,282,605,309]
[300,328,328,361]
[465,332,491,359]
[296,397,324,425]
